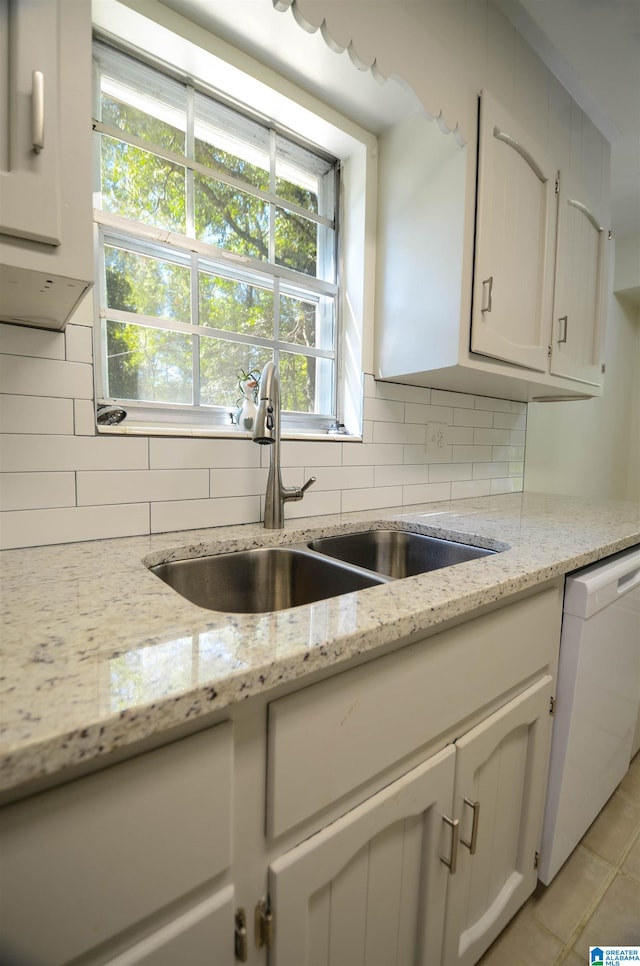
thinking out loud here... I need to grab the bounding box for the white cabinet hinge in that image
[555,174,560,195]
[601,363,606,375]
[255,897,274,950]
[549,696,556,715]
[548,345,552,358]
[534,850,540,870]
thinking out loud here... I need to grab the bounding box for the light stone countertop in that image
[1,491,638,800]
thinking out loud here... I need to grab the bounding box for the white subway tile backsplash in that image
[406,403,453,424]
[0,472,76,511]
[402,481,451,505]
[363,396,404,423]
[373,421,425,445]
[150,496,260,533]
[77,469,210,506]
[493,445,526,462]
[343,442,403,466]
[428,463,473,483]
[473,428,511,446]
[494,412,527,431]
[451,444,493,463]
[2,435,148,472]
[306,465,374,491]
[474,395,512,412]
[432,389,475,409]
[453,408,493,428]
[210,467,268,498]
[0,323,65,360]
[0,364,527,548]
[374,464,429,487]
[283,488,341,519]
[149,437,260,470]
[0,395,74,435]
[279,439,343,467]
[490,476,523,495]
[451,479,492,500]
[341,486,402,513]
[65,324,93,364]
[0,504,149,550]
[472,461,510,479]
[74,400,97,436]
[376,381,430,404]
[0,355,93,399]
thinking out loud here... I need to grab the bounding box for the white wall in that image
[525,238,640,501]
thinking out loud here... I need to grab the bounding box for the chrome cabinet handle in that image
[441,814,459,875]
[557,315,568,344]
[461,797,480,855]
[32,70,44,154]
[481,276,493,313]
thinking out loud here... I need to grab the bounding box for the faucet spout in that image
[252,361,316,528]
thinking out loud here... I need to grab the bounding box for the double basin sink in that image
[149,528,497,614]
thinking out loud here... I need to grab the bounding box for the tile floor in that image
[479,751,640,966]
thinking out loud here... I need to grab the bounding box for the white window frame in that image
[91,0,377,440]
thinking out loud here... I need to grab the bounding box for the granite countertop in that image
[1,491,639,800]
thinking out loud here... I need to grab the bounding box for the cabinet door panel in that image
[101,887,235,966]
[550,179,607,385]
[0,0,61,244]
[269,745,456,966]
[443,676,553,966]
[0,723,233,965]
[471,92,556,373]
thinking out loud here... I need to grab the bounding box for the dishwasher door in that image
[538,545,640,885]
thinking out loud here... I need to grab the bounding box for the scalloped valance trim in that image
[272,0,465,145]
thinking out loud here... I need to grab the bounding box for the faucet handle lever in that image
[301,476,316,494]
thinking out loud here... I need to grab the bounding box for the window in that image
[93,41,341,431]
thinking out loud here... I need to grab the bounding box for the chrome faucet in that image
[252,361,316,528]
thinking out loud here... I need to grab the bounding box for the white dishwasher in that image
[539,544,640,885]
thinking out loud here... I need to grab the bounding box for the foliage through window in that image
[92,41,340,426]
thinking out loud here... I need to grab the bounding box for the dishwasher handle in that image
[618,566,640,594]
[564,546,640,619]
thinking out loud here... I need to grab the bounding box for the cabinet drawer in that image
[0,722,233,965]
[267,587,561,838]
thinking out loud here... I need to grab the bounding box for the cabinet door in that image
[471,92,557,373]
[0,0,61,244]
[442,675,554,966]
[269,745,456,966]
[549,175,607,386]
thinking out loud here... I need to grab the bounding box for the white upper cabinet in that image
[375,86,611,402]
[550,173,608,386]
[471,92,557,374]
[0,0,93,330]
[0,0,62,244]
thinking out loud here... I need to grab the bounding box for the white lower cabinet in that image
[269,745,456,966]
[442,675,553,966]
[0,586,562,966]
[100,888,235,966]
[268,674,553,966]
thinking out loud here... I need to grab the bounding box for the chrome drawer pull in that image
[461,797,480,855]
[32,70,44,154]
[441,814,459,875]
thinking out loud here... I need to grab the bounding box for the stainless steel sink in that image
[149,546,385,614]
[308,529,495,578]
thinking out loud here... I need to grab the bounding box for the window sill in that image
[96,421,362,443]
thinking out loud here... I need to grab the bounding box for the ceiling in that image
[498,0,640,239]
